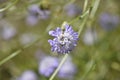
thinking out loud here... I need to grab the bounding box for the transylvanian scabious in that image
[48,23,78,54]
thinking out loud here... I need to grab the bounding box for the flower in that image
[38,56,59,77]
[26,4,50,26]
[83,28,97,45]
[0,20,17,40]
[17,70,37,80]
[99,13,120,31]
[48,23,78,54]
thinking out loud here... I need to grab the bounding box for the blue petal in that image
[49,27,62,37]
[48,40,53,45]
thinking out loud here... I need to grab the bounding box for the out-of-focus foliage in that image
[0,0,120,80]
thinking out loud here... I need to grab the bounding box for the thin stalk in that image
[69,9,90,24]
[0,0,19,12]
[0,37,41,66]
[89,0,100,19]
[49,54,68,80]
[87,0,100,27]
[78,16,88,36]
[78,8,90,36]
[83,0,88,13]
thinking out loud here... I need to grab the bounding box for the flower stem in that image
[0,37,41,66]
[89,0,100,19]
[78,9,90,36]
[78,0,100,36]
[87,0,100,27]
[78,16,88,36]
[69,9,90,25]
[83,0,88,13]
[49,54,68,80]
[0,0,19,12]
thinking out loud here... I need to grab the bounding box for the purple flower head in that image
[48,22,78,54]
[99,13,120,31]
[39,56,59,77]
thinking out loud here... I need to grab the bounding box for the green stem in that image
[69,9,90,25]
[0,0,19,12]
[77,0,89,36]
[89,0,100,19]
[69,0,89,25]
[83,0,88,13]
[49,54,68,80]
[78,9,90,36]
[78,16,88,36]
[87,0,100,27]
[0,37,41,66]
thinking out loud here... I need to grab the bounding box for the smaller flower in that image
[0,20,17,40]
[28,4,50,19]
[83,28,97,45]
[38,56,59,77]
[17,70,37,80]
[48,22,78,54]
[99,13,120,31]
[26,4,50,26]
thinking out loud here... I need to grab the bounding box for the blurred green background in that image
[0,0,120,80]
